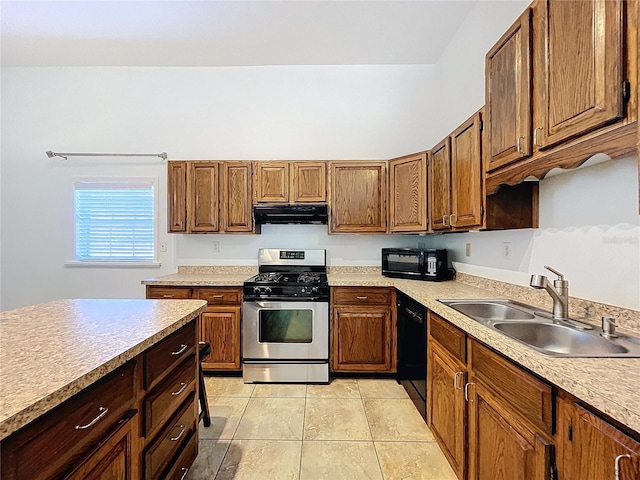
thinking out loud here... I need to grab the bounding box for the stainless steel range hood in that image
[253,204,328,225]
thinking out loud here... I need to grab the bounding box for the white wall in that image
[0,65,436,310]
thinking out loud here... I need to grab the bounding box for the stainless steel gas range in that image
[242,248,329,383]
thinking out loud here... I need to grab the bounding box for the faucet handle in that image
[544,265,564,280]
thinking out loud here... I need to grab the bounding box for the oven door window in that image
[259,309,313,343]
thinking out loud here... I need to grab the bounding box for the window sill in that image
[65,261,162,268]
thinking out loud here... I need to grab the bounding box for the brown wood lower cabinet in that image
[330,287,396,372]
[428,312,554,480]
[427,341,467,480]
[557,396,640,480]
[67,412,139,480]
[467,381,553,480]
[146,286,243,372]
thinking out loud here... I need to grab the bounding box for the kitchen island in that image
[0,298,207,479]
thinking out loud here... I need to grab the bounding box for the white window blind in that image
[74,180,156,263]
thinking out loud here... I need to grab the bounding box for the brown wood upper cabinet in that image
[430,112,484,232]
[485,8,532,172]
[167,161,254,234]
[187,162,219,233]
[485,0,634,192]
[535,0,624,150]
[328,161,387,233]
[253,161,326,204]
[220,161,253,233]
[167,161,187,233]
[388,152,429,233]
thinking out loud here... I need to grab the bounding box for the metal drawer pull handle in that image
[615,454,631,480]
[162,294,175,298]
[75,406,109,430]
[356,296,368,300]
[453,372,463,389]
[170,424,186,442]
[212,295,224,298]
[172,382,188,396]
[172,344,188,356]
[464,382,475,402]
[179,467,189,480]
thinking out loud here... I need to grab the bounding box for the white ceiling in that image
[1,0,478,67]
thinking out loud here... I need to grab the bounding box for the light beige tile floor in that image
[186,377,457,480]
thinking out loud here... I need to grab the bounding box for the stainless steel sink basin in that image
[438,298,640,358]
[441,300,535,321]
[493,321,628,356]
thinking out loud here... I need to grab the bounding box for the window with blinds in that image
[74,179,156,263]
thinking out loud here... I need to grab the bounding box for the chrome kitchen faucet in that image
[530,266,569,320]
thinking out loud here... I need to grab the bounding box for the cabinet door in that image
[467,382,553,480]
[557,398,640,480]
[427,342,466,480]
[167,161,187,233]
[429,138,451,231]
[187,162,219,233]
[220,161,253,233]
[66,413,139,480]
[254,161,289,203]
[536,0,624,149]
[485,9,532,172]
[388,153,428,233]
[451,112,483,229]
[331,306,393,372]
[291,161,326,203]
[200,307,241,370]
[329,162,387,233]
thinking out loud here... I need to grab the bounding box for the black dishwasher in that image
[396,291,427,419]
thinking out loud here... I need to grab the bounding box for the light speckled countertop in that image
[142,269,640,434]
[0,298,207,440]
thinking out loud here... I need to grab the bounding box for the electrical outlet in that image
[503,242,511,259]
[159,241,167,253]
[212,241,219,253]
[465,243,471,257]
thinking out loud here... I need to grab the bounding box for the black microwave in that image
[382,248,454,281]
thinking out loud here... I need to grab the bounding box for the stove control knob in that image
[310,286,319,293]
[264,287,272,294]
[253,286,261,294]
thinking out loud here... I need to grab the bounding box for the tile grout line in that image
[357,379,387,480]
[298,383,308,480]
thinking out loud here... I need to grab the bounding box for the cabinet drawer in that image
[332,287,392,305]
[195,287,242,305]
[144,399,197,480]
[144,322,196,390]
[470,340,554,435]
[1,361,136,480]
[145,356,196,439]
[163,432,198,480]
[429,313,466,363]
[147,286,192,299]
